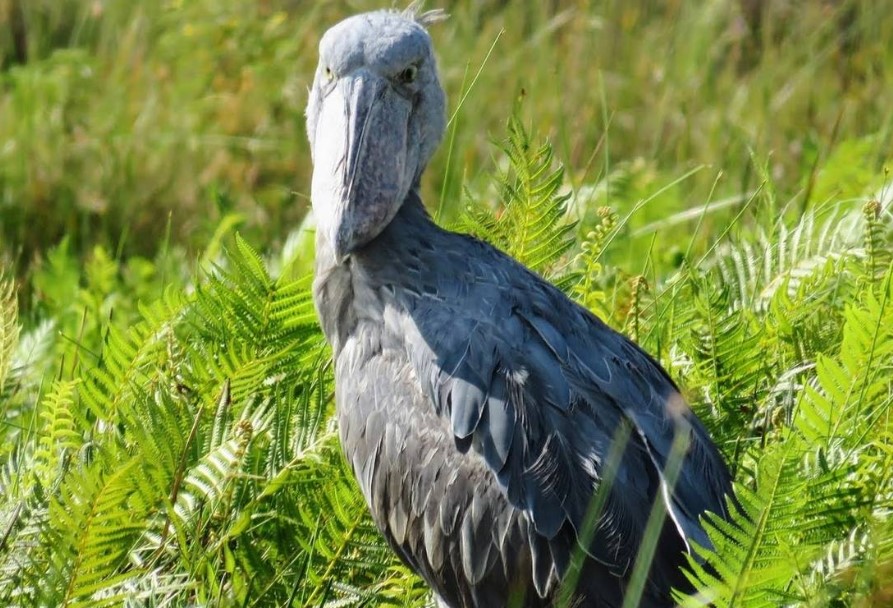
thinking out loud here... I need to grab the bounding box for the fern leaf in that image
[33,379,82,489]
[0,276,18,393]
[681,440,842,607]
[48,455,152,607]
[862,199,893,280]
[174,400,267,527]
[79,288,186,422]
[794,264,893,447]
[710,202,864,312]
[459,112,577,279]
[0,451,51,606]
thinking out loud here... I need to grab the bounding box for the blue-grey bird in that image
[307,7,733,607]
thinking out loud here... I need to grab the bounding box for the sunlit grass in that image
[1,0,891,281]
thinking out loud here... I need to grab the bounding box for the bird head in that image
[306,7,447,263]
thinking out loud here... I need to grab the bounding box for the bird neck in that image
[315,190,434,270]
[381,188,433,237]
[312,189,439,354]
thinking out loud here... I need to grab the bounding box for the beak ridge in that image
[310,71,410,262]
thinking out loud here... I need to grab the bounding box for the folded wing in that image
[405,246,732,598]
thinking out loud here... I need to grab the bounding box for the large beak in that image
[311,71,412,263]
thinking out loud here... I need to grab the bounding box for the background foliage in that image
[1,0,892,606]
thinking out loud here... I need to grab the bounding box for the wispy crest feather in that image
[402,1,448,27]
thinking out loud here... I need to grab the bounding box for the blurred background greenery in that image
[1,0,890,299]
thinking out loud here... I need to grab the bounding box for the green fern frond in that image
[794,264,893,447]
[459,112,577,278]
[805,526,870,596]
[47,453,153,608]
[0,450,51,606]
[116,385,194,500]
[33,379,82,489]
[710,204,862,312]
[0,236,352,606]
[862,199,893,280]
[666,271,768,446]
[8,319,56,398]
[682,264,893,606]
[79,288,186,422]
[173,402,266,527]
[193,236,320,355]
[680,439,853,607]
[764,259,850,371]
[653,201,887,453]
[0,276,18,393]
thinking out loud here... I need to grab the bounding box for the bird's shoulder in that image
[413,229,664,393]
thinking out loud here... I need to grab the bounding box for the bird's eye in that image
[399,65,418,84]
[324,66,334,81]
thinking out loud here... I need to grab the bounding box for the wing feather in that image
[404,250,733,596]
[479,370,514,470]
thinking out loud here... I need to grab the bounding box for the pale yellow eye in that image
[324,66,334,81]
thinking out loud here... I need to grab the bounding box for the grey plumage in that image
[307,8,733,607]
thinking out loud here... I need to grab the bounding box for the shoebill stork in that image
[307,7,733,607]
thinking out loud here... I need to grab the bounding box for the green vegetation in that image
[1,0,891,606]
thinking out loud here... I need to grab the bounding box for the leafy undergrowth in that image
[2,117,893,606]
